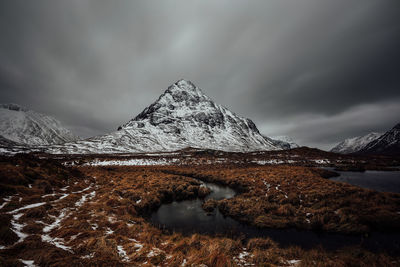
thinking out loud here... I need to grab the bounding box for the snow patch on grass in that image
[53,193,69,202]
[287,259,301,266]
[10,213,28,242]
[117,245,130,262]
[7,210,37,245]
[105,227,114,235]
[0,195,12,210]
[234,248,254,266]
[81,252,95,259]
[147,247,163,258]
[75,191,96,207]
[8,202,46,214]
[19,259,38,267]
[85,158,179,166]
[41,234,73,253]
[129,238,143,251]
[43,208,69,233]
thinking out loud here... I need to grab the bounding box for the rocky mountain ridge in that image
[331,132,382,154]
[46,80,281,154]
[359,123,400,155]
[0,103,79,146]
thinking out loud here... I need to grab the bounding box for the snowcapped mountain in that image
[0,103,79,146]
[47,79,280,154]
[359,123,400,155]
[330,132,382,154]
[269,136,299,150]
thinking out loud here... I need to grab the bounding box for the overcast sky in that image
[0,0,399,150]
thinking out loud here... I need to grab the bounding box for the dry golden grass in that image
[0,154,399,266]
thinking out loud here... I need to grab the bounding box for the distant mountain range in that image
[331,123,400,155]
[0,80,298,154]
[359,123,400,155]
[269,136,300,150]
[331,132,382,154]
[1,81,397,156]
[0,103,79,146]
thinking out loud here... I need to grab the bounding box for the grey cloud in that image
[0,0,399,149]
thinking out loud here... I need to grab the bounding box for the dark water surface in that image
[150,177,400,253]
[329,170,400,193]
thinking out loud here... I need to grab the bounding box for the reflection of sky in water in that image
[330,171,400,193]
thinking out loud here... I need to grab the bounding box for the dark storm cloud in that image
[0,0,399,149]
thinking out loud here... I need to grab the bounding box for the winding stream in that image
[150,176,400,253]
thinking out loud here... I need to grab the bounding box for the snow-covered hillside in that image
[359,123,400,155]
[330,132,382,154]
[0,104,79,146]
[269,136,299,150]
[47,80,280,154]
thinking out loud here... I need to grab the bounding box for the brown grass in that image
[163,165,400,234]
[0,154,399,266]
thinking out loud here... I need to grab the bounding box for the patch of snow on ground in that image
[254,159,285,165]
[7,202,50,244]
[117,245,130,262]
[313,159,330,164]
[10,213,28,242]
[85,158,179,166]
[287,259,301,266]
[81,252,95,259]
[75,191,96,207]
[53,193,69,202]
[41,234,73,253]
[105,227,114,235]
[0,195,12,210]
[234,248,254,266]
[43,208,68,233]
[19,259,38,267]
[72,185,92,194]
[147,248,163,258]
[129,238,144,251]
[60,186,69,191]
[8,202,46,214]
[42,192,57,198]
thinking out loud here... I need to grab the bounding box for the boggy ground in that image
[165,166,400,234]
[0,154,399,266]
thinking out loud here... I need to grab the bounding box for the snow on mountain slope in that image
[47,79,280,154]
[330,132,382,154]
[0,104,79,146]
[269,136,300,149]
[359,123,400,155]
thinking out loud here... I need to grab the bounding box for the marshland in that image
[1,153,399,266]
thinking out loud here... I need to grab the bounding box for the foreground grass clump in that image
[0,154,399,266]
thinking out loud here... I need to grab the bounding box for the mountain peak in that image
[0,103,28,112]
[50,80,280,154]
[175,79,196,90]
[124,80,214,127]
[161,79,207,103]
